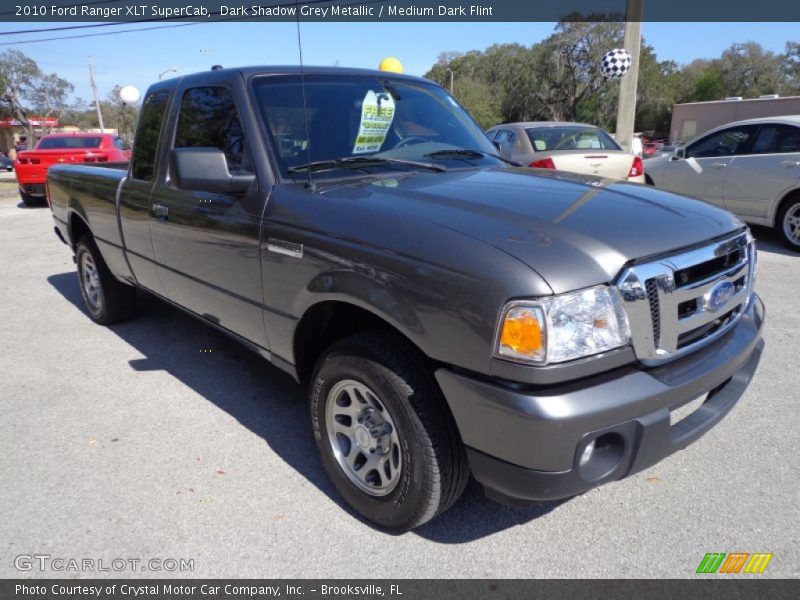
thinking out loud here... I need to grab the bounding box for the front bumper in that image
[435,294,764,505]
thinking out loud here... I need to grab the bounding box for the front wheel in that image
[778,198,800,252]
[310,332,469,531]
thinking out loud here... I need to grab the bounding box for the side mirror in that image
[491,140,502,152]
[170,148,255,194]
[671,147,686,161]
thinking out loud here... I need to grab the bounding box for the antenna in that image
[295,0,315,191]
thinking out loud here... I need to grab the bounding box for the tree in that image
[0,49,74,143]
[30,73,74,136]
[450,76,502,129]
[717,42,783,98]
[782,41,800,95]
[424,24,800,139]
[0,50,41,143]
[692,69,725,102]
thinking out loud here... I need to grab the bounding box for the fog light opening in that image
[577,432,625,482]
[579,440,596,466]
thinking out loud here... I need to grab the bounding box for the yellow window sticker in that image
[353,91,395,154]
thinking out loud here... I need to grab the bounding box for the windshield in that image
[252,73,501,177]
[37,137,102,150]
[525,126,620,152]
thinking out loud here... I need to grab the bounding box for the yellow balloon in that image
[378,57,404,74]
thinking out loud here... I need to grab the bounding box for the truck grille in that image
[616,231,755,366]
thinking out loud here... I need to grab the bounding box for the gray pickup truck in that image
[48,66,765,531]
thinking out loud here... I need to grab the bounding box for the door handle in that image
[779,160,800,168]
[711,163,728,169]
[151,203,169,220]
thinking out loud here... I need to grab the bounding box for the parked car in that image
[643,140,667,158]
[0,153,13,171]
[48,66,763,531]
[15,132,131,205]
[486,122,645,183]
[646,116,800,250]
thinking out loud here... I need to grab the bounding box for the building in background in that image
[670,95,800,143]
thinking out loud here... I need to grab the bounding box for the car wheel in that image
[19,191,41,207]
[75,234,137,324]
[310,332,469,531]
[778,197,800,252]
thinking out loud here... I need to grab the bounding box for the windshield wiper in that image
[424,148,520,166]
[288,156,446,174]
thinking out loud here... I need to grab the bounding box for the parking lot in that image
[0,183,797,579]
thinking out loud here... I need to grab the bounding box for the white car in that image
[486,122,646,183]
[646,116,800,251]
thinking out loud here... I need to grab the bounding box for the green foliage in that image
[0,49,73,141]
[425,25,800,138]
[692,69,725,102]
[450,76,502,130]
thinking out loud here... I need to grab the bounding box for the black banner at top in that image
[5,0,800,22]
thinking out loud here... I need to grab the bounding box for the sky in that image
[0,21,797,104]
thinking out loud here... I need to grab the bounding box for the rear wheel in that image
[310,332,469,531]
[778,197,800,252]
[19,191,42,206]
[75,234,137,324]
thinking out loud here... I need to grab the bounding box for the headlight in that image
[495,285,631,365]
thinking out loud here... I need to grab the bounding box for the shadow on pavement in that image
[47,271,562,542]
[750,225,797,257]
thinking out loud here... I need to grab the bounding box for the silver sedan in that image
[646,116,800,251]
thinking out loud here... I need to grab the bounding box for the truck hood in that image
[320,167,744,294]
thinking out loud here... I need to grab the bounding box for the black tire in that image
[777,196,800,252]
[310,332,469,531]
[644,174,655,186]
[19,191,41,206]
[75,234,137,324]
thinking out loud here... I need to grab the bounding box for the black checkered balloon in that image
[600,48,632,80]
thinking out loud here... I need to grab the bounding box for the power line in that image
[0,22,200,46]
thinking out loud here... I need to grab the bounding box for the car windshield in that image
[37,137,102,150]
[252,73,502,177]
[525,126,620,152]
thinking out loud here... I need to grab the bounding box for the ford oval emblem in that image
[705,281,734,311]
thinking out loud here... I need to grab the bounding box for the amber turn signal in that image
[498,306,545,360]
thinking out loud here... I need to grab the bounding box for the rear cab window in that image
[131,91,171,181]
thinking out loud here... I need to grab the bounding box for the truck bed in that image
[49,163,132,281]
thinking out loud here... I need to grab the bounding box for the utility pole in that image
[87,56,105,133]
[615,0,643,153]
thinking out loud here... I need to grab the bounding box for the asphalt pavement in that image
[0,188,797,579]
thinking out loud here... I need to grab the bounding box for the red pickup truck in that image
[15,132,130,205]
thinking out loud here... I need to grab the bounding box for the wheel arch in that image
[67,208,91,249]
[774,187,800,227]
[292,299,432,384]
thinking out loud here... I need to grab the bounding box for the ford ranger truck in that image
[47,67,765,531]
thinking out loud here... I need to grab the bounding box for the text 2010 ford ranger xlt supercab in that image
[48,67,764,531]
